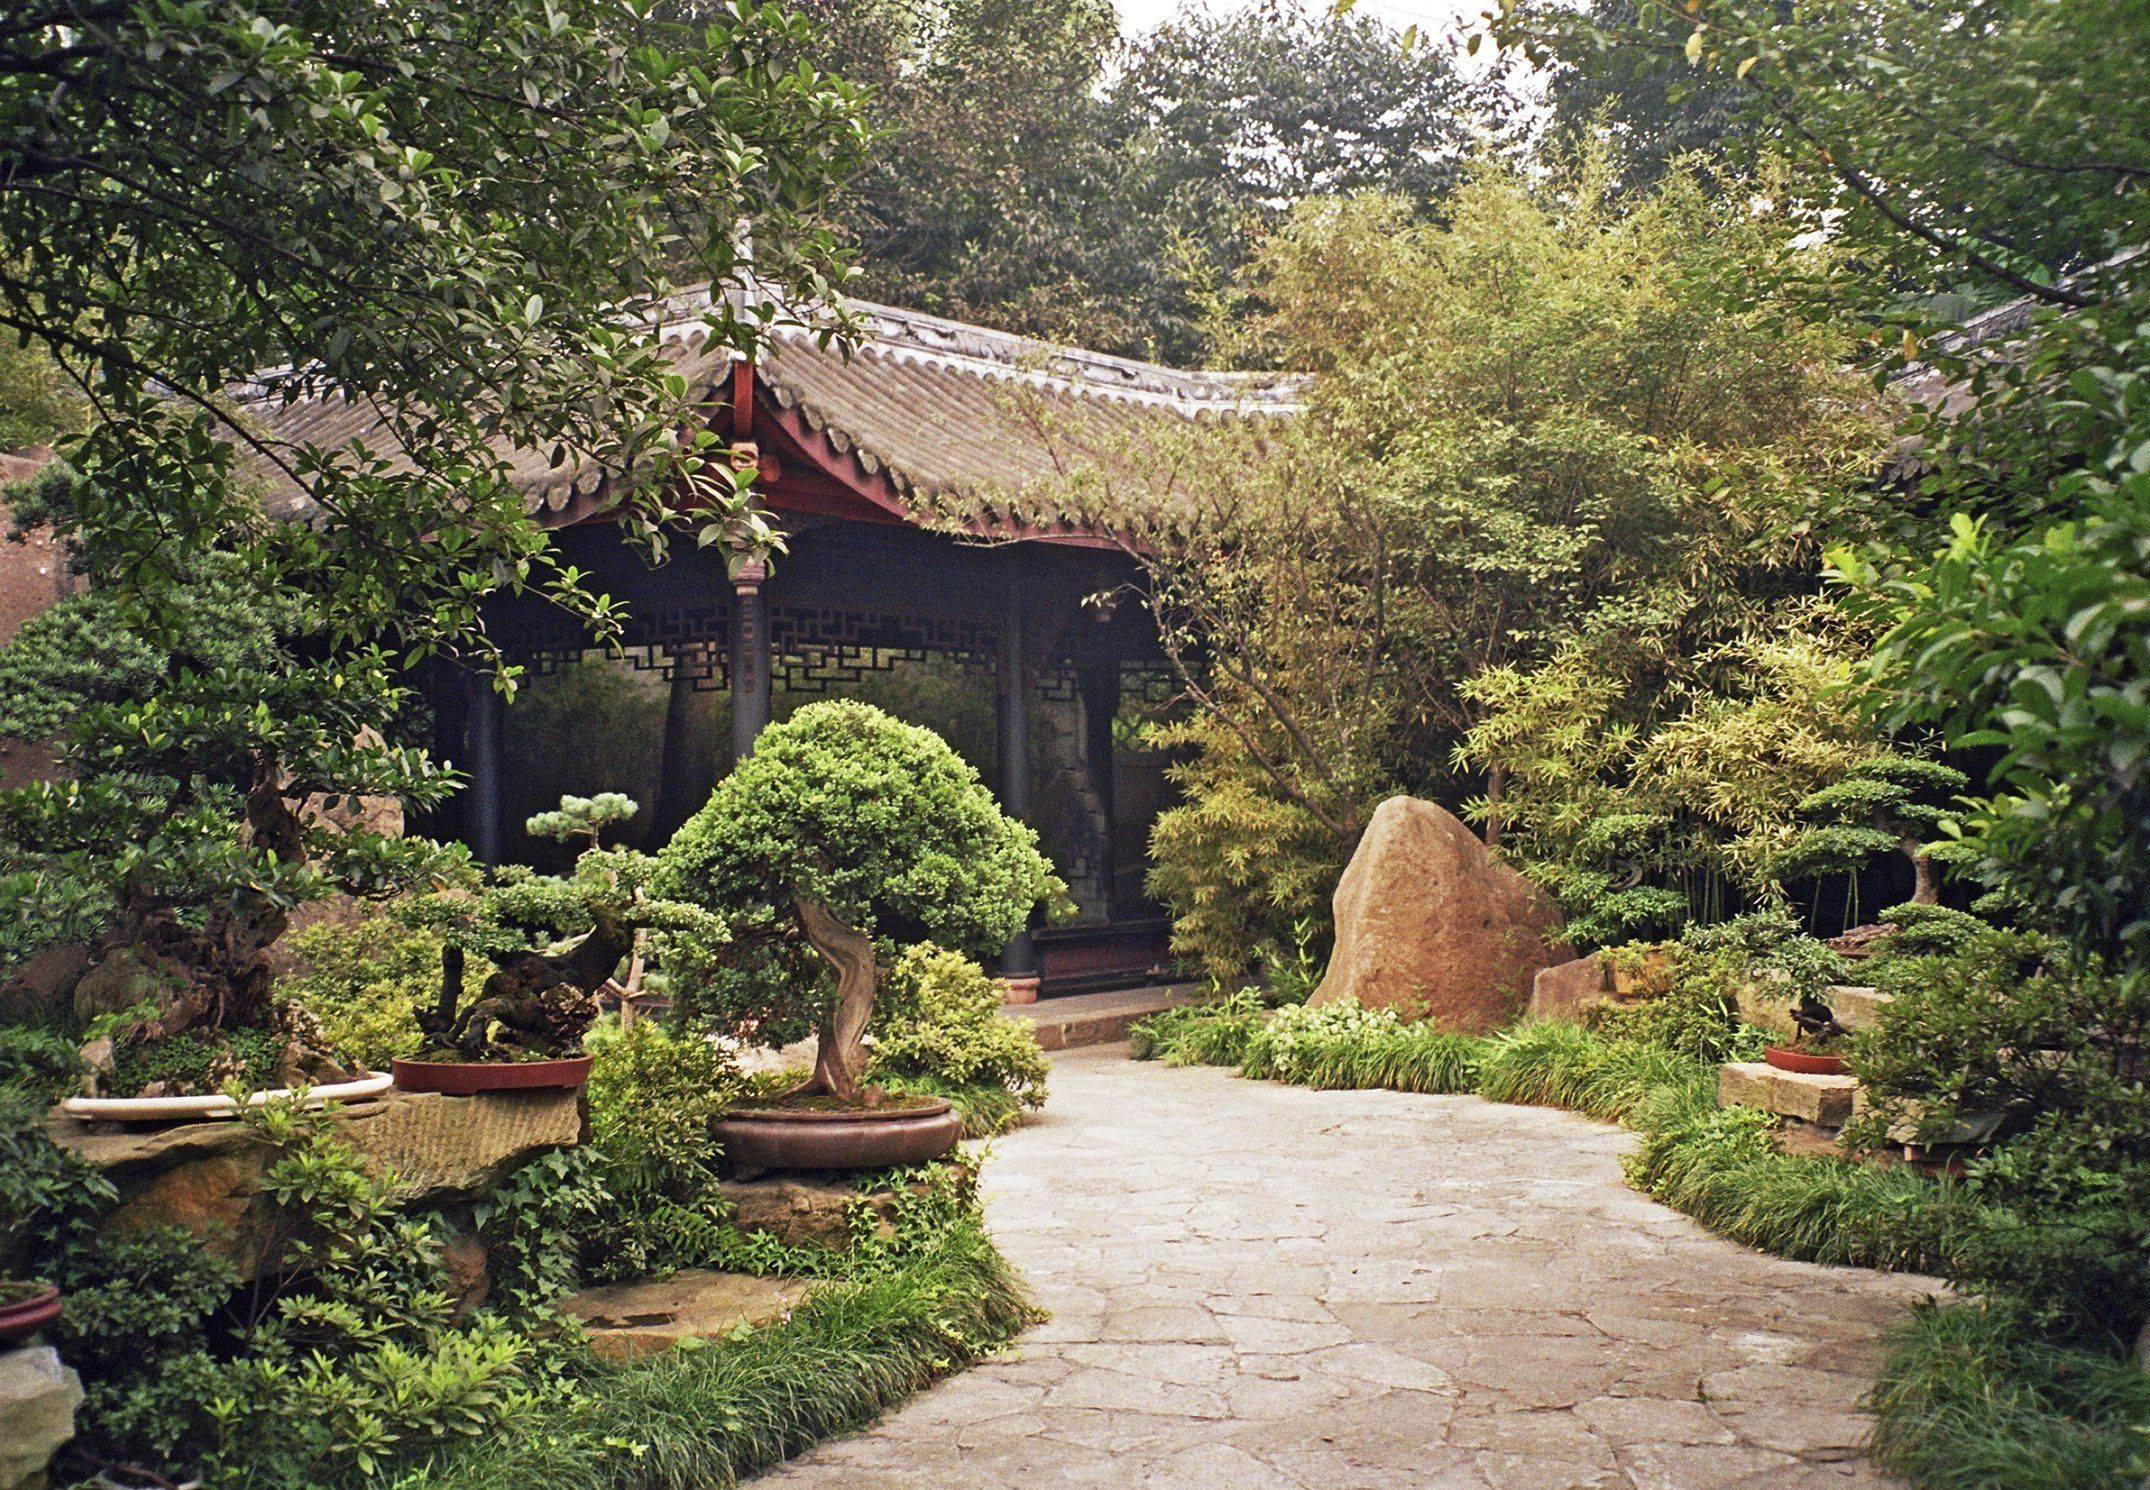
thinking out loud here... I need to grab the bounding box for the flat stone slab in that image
[562,1270,814,1363]
[47,1088,583,1278]
[764,1045,1940,1489]
[1719,1062,1860,1127]
[1013,985,1200,1052]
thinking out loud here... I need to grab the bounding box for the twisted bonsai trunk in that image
[789,894,878,1105]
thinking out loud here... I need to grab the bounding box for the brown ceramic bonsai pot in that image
[1763,1045,1849,1077]
[716,1095,963,1175]
[391,1054,593,1096]
[0,1283,61,1345]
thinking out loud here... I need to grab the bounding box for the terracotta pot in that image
[1763,1045,1849,1077]
[998,975,1040,1007]
[716,1097,963,1174]
[0,1283,60,1345]
[391,1054,593,1096]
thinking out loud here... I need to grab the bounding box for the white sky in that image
[1111,0,1492,44]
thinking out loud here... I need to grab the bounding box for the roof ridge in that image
[652,282,1307,413]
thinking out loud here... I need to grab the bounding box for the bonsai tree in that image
[403,794,720,1060]
[0,466,462,1091]
[1766,753,1970,907]
[655,700,1061,1105]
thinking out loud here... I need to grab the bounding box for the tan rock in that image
[0,1345,81,1490]
[439,1231,490,1317]
[70,946,179,1025]
[50,1087,583,1278]
[0,942,89,1025]
[1734,976,1800,1042]
[1718,1062,1857,1127]
[1311,797,1570,1033]
[1826,984,1893,1034]
[718,1174,909,1252]
[561,1270,813,1362]
[1529,954,1606,1023]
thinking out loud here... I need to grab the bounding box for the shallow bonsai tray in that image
[390,1054,594,1095]
[716,1096,963,1174]
[60,1071,393,1124]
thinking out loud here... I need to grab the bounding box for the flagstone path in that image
[764,1043,1941,1489]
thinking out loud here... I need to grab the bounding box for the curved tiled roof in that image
[231,290,1305,525]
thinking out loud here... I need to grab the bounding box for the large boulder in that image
[47,1088,584,1279]
[1311,796,1570,1033]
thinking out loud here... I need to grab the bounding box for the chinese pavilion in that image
[240,295,1304,993]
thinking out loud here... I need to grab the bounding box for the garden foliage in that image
[868,943,1049,1135]
[657,700,1059,1097]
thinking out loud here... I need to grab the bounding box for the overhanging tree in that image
[0,0,865,1052]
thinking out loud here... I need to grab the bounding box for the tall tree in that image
[0,0,862,1035]
[1537,0,1750,185]
[1498,0,2148,300]
[758,0,1499,363]
[1106,0,1505,362]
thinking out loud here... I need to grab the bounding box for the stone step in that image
[1010,984,1201,1052]
[560,1270,815,1362]
[1718,1061,1859,1127]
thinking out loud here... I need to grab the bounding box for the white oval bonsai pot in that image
[60,1071,392,1124]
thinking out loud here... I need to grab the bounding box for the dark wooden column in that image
[1076,643,1120,921]
[730,556,771,761]
[465,673,504,865]
[997,576,1037,981]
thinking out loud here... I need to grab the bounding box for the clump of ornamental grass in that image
[1129,991,1268,1067]
[1238,998,1481,1093]
[1473,1020,1707,1122]
[1867,1299,2150,1490]
[1624,1094,1955,1271]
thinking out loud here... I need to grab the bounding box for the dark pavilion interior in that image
[243,295,1304,993]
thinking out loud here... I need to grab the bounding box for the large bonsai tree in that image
[656,701,1060,1104]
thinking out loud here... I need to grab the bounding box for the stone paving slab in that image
[762,1044,1942,1489]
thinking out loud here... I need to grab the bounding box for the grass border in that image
[399,1217,1038,1490]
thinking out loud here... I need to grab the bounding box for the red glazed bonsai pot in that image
[1762,1045,1849,1077]
[390,1054,594,1096]
[716,1097,963,1175]
[0,1284,61,1345]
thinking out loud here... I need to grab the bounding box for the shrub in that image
[1240,998,1480,1093]
[867,944,1048,1128]
[585,1019,741,1191]
[276,915,451,1069]
[657,701,1060,1103]
[0,1023,85,1104]
[1847,927,2150,1340]
[575,1019,743,1278]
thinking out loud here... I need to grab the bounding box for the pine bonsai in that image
[403,794,718,1061]
[655,701,1060,1105]
[1767,754,1969,906]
